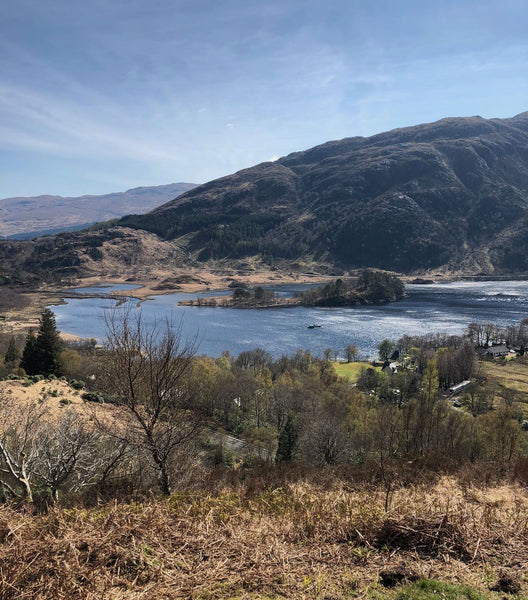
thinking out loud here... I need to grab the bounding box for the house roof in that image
[486,345,509,356]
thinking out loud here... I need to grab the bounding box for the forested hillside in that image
[119,112,528,274]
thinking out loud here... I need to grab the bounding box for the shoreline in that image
[0,269,332,340]
[75,270,332,299]
[3,269,528,342]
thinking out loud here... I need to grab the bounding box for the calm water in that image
[49,281,528,360]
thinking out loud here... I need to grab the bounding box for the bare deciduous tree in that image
[33,410,123,502]
[100,309,201,495]
[344,344,359,363]
[0,401,45,502]
[0,395,128,503]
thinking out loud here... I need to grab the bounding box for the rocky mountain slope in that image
[0,182,197,238]
[3,112,528,285]
[118,112,528,275]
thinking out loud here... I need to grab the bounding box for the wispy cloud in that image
[1,0,528,197]
[0,83,184,162]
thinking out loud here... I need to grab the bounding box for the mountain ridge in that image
[117,111,528,274]
[0,182,197,238]
[3,112,528,286]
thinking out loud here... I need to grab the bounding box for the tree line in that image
[0,309,527,504]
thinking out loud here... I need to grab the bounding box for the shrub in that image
[81,391,105,403]
[69,379,85,390]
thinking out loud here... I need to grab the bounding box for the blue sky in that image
[1,0,527,198]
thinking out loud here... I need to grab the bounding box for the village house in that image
[382,360,398,378]
[485,345,510,358]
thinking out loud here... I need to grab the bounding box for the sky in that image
[1,0,528,198]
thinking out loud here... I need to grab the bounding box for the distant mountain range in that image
[3,112,528,285]
[0,183,197,238]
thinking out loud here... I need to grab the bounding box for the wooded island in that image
[179,269,405,308]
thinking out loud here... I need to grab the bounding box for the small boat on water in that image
[307,324,322,329]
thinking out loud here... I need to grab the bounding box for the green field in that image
[332,360,381,382]
[482,359,528,394]
[480,358,528,416]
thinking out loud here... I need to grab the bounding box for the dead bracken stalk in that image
[0,473,526,599]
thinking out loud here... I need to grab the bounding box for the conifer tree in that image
[20,329,39,375]
[20,310,63,377]
[4,337,20,367]
[35,309,63,377]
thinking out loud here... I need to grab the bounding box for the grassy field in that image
[480,357,528,416]
[481,358,528,394]
[332,361,381,382]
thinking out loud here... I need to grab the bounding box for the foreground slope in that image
[1,473,527,599]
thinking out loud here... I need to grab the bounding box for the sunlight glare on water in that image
[50,281,528,360]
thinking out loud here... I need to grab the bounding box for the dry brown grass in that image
[0,472,527,599]
[0,379,115,425]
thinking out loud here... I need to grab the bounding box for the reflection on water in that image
[50,281,528,360]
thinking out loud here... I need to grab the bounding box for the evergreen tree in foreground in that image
[20,329,39,375]
[20,310,63,377]
[36,309,63,376]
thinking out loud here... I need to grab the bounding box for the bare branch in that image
[98,308,201,494]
